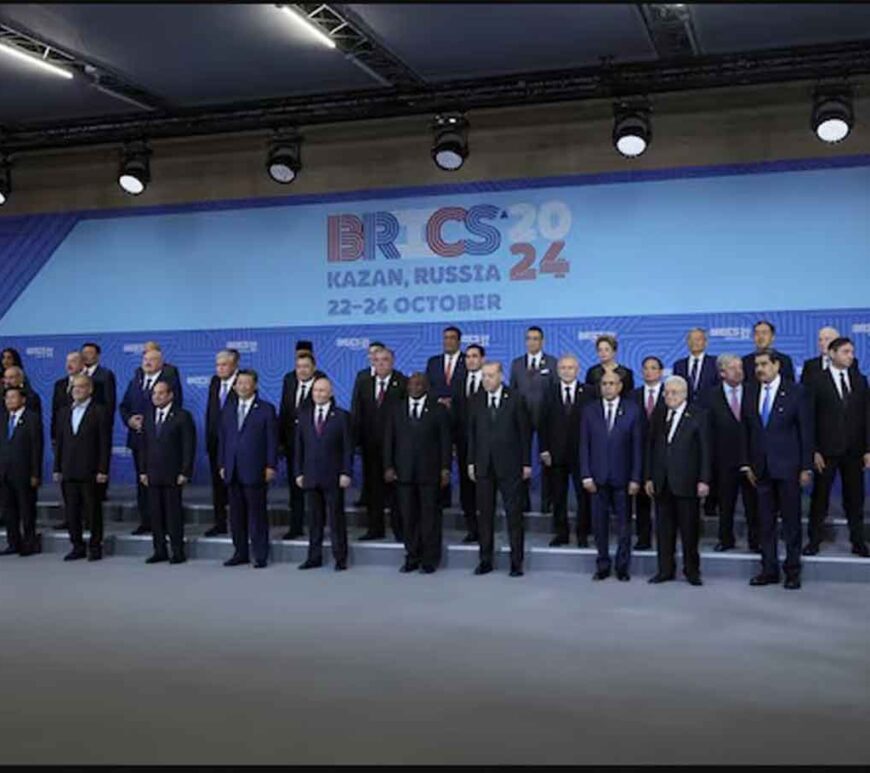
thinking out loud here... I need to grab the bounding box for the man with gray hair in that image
[3,366,42,417]
[204,348,240,537]
[801,325,861,385]
[673,328,719,403]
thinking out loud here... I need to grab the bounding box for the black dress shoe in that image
[358,531,385,542]
[334,561,348,572]
[282,530,304,541]
[648,573,675,584]
[633,542,651,551]
[686,575,703,586]
[802,542,820,556]
[593,569,611,581]
[131,526,151,536]
[87,550,102,562]
[0,545,18,556]
[64,548,86,561]
[420,565,436,574]
[253,560,268,569]
[399,561,420,573]
[53,522,69,531]
[203,526,227,538]
[549,536,569,547]
[851,542,869,557]
[223,555,249,567]
[18,547,33,557]
[298,559,322,570]
[750,574,779,586]
[617,571,630,582]
[461,533,478,544]
[474,562,493,576]
[169,555,187,565]
[577,537,589,548]
[145,554,168,564]
[714,542,734,552]
[784,577,802,590]
[749,542,761,554]
[509,567,524,577]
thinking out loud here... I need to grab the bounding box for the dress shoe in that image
[145,554,168,564]
[420,565,436,574]
[549,536,569,547]
[298,559,322,570]
[131,525,151,536]
[64,548,86,561]
[462,533,478,544]
[802,542,820,556]
[87,550,102,562]
[18,547,33,557]
[223,555,249,567]
[474,562,493,576]
[53,522,69,531]
[750,574,779,586]
[617,571,630,582]
[784,577,802,590]
[203,525,227,538]
[282,530,304,541]
[576,537,589,548]
[253,560,268,569]
[0,546,18,556]
[685,575,703,586]
[748,541,761,554]
[633,542,651,551]
[592,569,611,581]
[358,531,385,541]
[169,555,187,565]
[851,542,869,557]
[399,561,420,573]
[714,542,734,552]
[334,561,348,572]
[648,573,675,584]
[509,567,524,577]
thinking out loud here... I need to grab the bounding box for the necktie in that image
[219,381,229,407]
[156,409,165,436]
[528,356,537,372]
[665,410,674,442]
[144,377,153,393]
[606,402,614,432]
[690,358,700,390]
[7,414,15,440]
[237,402,247,431]
[467,375,474,398]
[412,400,421,420]
[445,357,454,386]
[315,407,325,436]
[564,385,572,408]
[840,371,850,400]
[729,388,741,421]
[472,375,479,395]
[646,389,655,418]
[761,385,772,427]
[489,394,498,419]
[297,383,308,409]
[377,380,386,405]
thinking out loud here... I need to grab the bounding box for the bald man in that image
[801,326,861,385]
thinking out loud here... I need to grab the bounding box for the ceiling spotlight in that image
[277,5,337,49]
[0,157,10,207]
[0,40,74,80]
[812,90,854,144]
[613,103,652,158]
[117,141,151,196]
[266,131,302,184]
[432,113,468,171]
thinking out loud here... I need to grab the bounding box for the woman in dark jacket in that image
[584,334,635,396]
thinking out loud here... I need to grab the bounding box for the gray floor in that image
[1,554,868,765]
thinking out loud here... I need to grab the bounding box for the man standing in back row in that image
[204,348,240,537]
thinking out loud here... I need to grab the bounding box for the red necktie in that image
[315,408,325,436]
[377,380,386,404]
[444,357,454,386]
[646,389,655,418]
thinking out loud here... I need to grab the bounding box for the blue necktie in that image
[761,385,772,427]
[7,415,14,440]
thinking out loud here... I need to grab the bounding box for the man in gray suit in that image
[509,326,558,512]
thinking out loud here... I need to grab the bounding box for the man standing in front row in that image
[384,373,452,575]
[580,371,643,581]
[204,349,240,537]
[645,375,710,586]
[139,381,196,565]
[295,377,353,572]
[53,375,111,562]
[219,370,278,569]
[468,362,532,577]
[742,350,813,590]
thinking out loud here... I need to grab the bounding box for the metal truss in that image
[638,4,702,59]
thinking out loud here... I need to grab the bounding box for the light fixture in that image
[613,102,652,158]
[812,90,854,144]
[432,113,468,171]
[277,5,337,49]
[0,40,74,80]
[266,131,302,184]
[117,141,151,196]
[0,157,10,207]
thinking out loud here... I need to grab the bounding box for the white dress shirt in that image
[666,401,687,443]
[487,386,504,409]
[560,380,578,405]
[374,373,392,399]
[758,375,781,415]
[645,382,663,406]
[527,352,542,370]
[219,371,238,398]
[84,364,98,377]
[409,396,426,418]
[142,370,163,391]
[829,365,851,398]
[237,396,254,427]
[443,351,460,375]
[687,353,706,387]
[602,396,620,429]
[7,407,24,430]
[71,398,92,435]
[155,402,173,425]
[466,370,482,397]
[296,378,315,408]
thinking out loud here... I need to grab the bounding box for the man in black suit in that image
[295,377,353,571]
[800,326,861,385]
[132,341,184,397]
[352,347,407,541]
[539,355,592,547]
[509,326,558,513]
[630,356,667,550]
[644,375,711,586]
[3,366,42,417]
[279,346,327,540]
[120,347,184,536]
[468,362,532,577]
[139,381,196,564]
[49,351,86,531]
[0,387,43,556]
[805,337,870,557]
[204,348,240,537]
[53,375,111,561]
[699,354,759,552]
[673,328,719,403]
[742,320,795,384]
[350,340,385,508]
[741,349,813,590]
[451,343,485,543]
[384,373,451,574]
[82,342,117,503]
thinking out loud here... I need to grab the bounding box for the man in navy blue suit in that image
[741,349,813,590]
[219,369,278,569]
[742,320,795,385]
[295,377,353,571]
[119,346,183,536]
[580,370,643,581]
[673,328,719,403]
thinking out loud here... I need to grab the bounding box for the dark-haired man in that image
[742,321,795,385]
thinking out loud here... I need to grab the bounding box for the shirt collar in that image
[668,401,687,420]
[9,407,24,421]
[489,385,504,401]
[238,395,254,408]
[73,397,92,411]
[144,370,161,383]
[85,364,97,376]
[646,381,661,395]
[602,396,620,409]
[829,364,848,378]
[158,402,173,415]
[222,371,238,386]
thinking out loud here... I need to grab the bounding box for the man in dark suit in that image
[805,337,870,557]
[49,351,86,531]
[742,320,795,385]
[451,343,485,543]
[509,326,557,513]
[3,367,42,417]
[800,326,862,385]
[384,373,451,574]
[120,347,184,536]
[0,387,43,556]
[139,380,195,564]
[219,369,278,569]
[279,346,327,540]
[585,334,636,395]
[645,375,711,586]
[350,340,385,508]
[131,341,184,399]
[53,375,111,561]
[352,347,407,541]
[580,370,643,581]
[295,377,353,571]
[204,349,240,537]
[699,354,759,552]
[630,356,667,550]
[539,355,592,547]
[468,362,532,577]
[741,349,813,590]
[82,342,117,503]
[673,328,719,403]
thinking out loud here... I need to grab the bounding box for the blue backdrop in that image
[1,154,868,483]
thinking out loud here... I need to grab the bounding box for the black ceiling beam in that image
[2,38,869,154]
[638,3,702,58]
